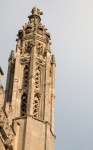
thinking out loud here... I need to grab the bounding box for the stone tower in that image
[0,7,56,150]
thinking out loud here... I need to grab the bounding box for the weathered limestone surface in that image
[0,138,6,150]
[0,7,56,150]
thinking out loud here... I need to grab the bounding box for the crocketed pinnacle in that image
[8,50,15,62]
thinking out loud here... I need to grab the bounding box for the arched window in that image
[23,65,29,88]
[21,93,27,116]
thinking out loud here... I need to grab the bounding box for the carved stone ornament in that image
[51,54,56,65]
[18,30,23,39]
[50,65,52,77]
[3,138,11,146]
[36,35,45,43]
[35,64,42,89]
[23,35,34,41]
[36,42,43,55]
[28,7,43,21]
[33,93,40,119]
[21,92,27,117]
[25,26,32,34]
[37,27,43,35]
[43,47,47,57]
[20,56,30,64]
[0,108,15,145]
[25,41,33,54]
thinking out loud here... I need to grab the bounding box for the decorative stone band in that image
[13,115,56,138]
[20,56,30,64]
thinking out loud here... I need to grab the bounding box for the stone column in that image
[51,55,56,133]
[27,44,36,115]
[44,43,51,123]
[11,44,20,119]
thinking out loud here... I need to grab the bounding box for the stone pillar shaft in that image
[27,45,36,115]
[44,50,51,123]
[12,47,20,118]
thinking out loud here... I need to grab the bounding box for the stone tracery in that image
[33,94,40,119]
[23,65,29,88]
[25,26,32,34]
[36,42,43,55]
[35,65,41,89]
[25,41,32,54]
[20,93,27,116]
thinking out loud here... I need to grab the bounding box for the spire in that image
[0,67,4,84]
[8,50,15,62]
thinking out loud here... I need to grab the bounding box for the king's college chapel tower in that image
[0,7,56,150]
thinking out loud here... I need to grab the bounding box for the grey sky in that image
[0,0,93,150]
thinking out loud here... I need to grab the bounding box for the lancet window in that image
[33,94,40,119]
[21,93,27,116]
[35,65,42,89]
[23,65,29,88]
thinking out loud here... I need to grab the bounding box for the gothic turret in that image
[0,7,56,150]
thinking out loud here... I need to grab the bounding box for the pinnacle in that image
[0,67,4,75]
[8,50,15,61]
[0,67,4,84]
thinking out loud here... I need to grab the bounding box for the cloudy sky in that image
[0,0,93,150]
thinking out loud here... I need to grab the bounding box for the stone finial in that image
[31,7,43,16]
[8,50,15,62]
[0,67,4,84]
[28,7,43,21]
